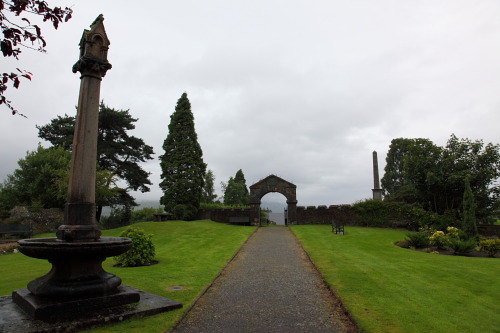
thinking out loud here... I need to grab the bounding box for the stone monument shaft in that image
[372,151,383,200]
[60,15,112,239]
[373,151,380,190]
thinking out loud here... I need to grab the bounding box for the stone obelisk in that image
[372,151,383,200]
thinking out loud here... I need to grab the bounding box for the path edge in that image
[288,226,362,333]
[167,225,260,333]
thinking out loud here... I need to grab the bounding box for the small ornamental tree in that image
[159,92,206,220]
[462,178,478,238]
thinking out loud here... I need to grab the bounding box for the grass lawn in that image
[290,225,500,333]
[0,220,256,333]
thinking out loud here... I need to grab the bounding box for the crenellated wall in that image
[198,204,354,226]
[296,205,355,225]
[197,207,260,225]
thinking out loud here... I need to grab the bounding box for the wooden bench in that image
[0,224,32,240]
[229,216,250,225]
[331,220,344,234]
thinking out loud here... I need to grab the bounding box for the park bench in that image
[331,220,344,234]
[0,224,32,240]
[229,216,250,225]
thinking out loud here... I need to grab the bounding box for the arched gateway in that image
[249,175,298,225]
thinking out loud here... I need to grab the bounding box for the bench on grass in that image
[229,216,250,225]
[0,224,32,239]
[331,220,344,234]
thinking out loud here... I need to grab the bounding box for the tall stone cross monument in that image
[59,14,112,241]
[12,15,139,321]
[2,16,181,330]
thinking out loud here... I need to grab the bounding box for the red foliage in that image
[1,0,73,116]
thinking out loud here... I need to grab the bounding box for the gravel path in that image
[172,227,356,333]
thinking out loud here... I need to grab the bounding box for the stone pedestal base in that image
[12,286,140,322]
[1,286,182,332]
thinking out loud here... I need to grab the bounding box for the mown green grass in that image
[290,225,500,333]
[0,220,256,333]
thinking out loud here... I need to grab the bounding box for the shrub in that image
[131,206,164,223]
[446,226,461,239]
[115,227,155,267]
[448,238,477,255]
[479,239,500,257]
[405,232,430,248]
[350,200,438,230]
[173,204,198,221]
[429,231,448,249]
[395,240,411,249]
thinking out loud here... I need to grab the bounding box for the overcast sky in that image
[2,1,500,208]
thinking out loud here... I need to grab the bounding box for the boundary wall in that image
[197,207,260,225]
[296,205,355,225]
[197,204,354,225]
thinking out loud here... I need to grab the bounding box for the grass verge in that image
[0,220,256,333]
[290,225,499,333]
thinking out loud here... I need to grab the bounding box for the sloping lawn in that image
[0,220,256,333]
[290,225,499,333]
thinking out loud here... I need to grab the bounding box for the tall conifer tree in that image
[160,92,206,219]
[223,169,249,205]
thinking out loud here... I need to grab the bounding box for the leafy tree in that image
[462,178,478,238]
[382,138,441,208]
[1,1,73,116]
[201,169,217,204]
[382,134,500,220]
[37,102,154,219]
[0,145,131,216]
[0,145,69,209]
[223,169,249,206]
[159,92,206,219]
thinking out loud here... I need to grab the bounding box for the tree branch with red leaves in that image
[1,0,72,116]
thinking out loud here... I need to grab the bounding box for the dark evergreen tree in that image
[223,169,249,205]
[201,169,217,204]
[160,92,206,220]
[234,169,249,199]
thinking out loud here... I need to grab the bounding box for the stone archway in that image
[249,175,298,225]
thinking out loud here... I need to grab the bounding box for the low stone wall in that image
[478,224,500,237]
[197,207,260,226]
[199,205,355,226]
[296,205,355,225]
[8,206,63,235]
